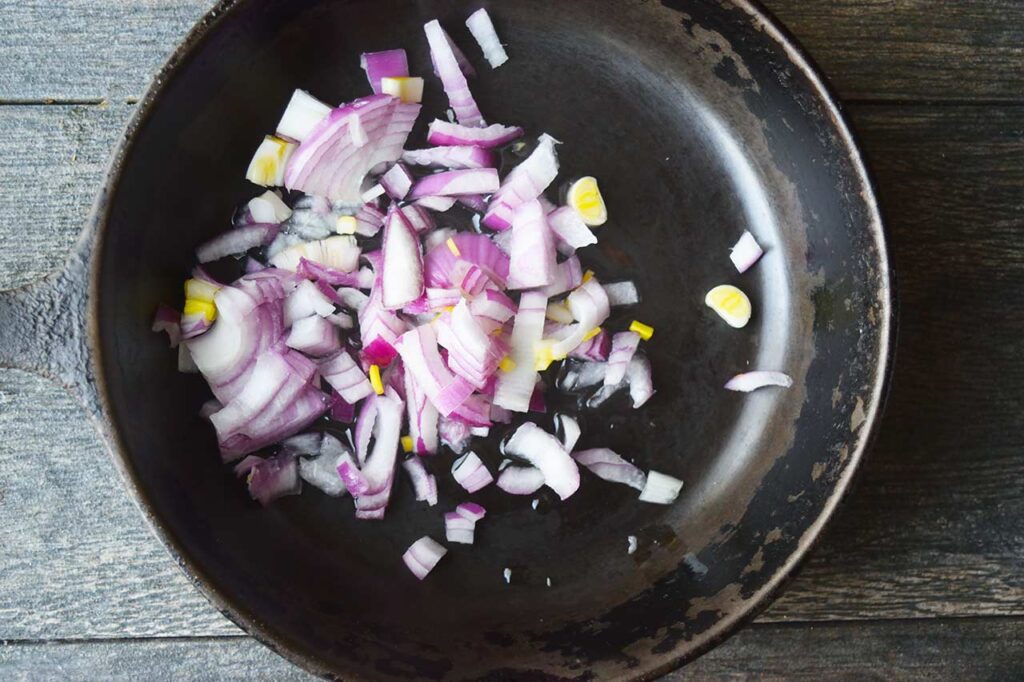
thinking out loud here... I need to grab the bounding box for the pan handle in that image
[0,230,102,416]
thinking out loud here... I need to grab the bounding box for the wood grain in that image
[2,618,1022,680]
[0,103,1020,644]
[0,104,133,290]
[0,1,1021,103]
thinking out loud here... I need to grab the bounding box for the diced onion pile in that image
[151,9,783,582]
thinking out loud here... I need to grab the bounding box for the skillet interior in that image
[94,0,891,678]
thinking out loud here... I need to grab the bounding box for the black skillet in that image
[0,0,894,678]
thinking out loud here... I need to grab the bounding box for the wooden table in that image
[1,1,1022,678]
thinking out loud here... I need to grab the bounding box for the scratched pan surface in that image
[89,0,893,678]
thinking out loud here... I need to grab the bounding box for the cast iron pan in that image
[0,0,894,679]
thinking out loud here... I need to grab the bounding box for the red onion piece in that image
[638,470,684,505]
[298,434,351,497]
[271,235,361,273]
[554,413,581,452]
[235,452,301,506]
[247,191,292,224]
[276,89,331,143]
[196,223,280,263]
[426,120,524,148]
[451,451,493,493]
[403,536,447,580]
[399,204,436,234]
[380,162,414,199]
[350,389,403,518]
[414,195,459,212]
[496,462,545,495]
[548,206,597,255]
[724,371,793,392]
[320,350,374,403]
[483,135,560,230]
[406,369,439,455]
[403,146,497,169]
[402,456,438,506]
[284,280,335,326]
[436,299,502,388]
[439,416,473,453]
[294,258,361,287]
[445,511,476,544]
[573,448,647,491]
[152,304,182,348]
[494,291,546,412]
[286,315,341,357]
[603,281,640,306]
[627,354,656,408]
[355,203,386,237]
[469,288,516,334]
[394,324,474,416]
[730,231,764,273]
[549,278,611,358]
[423,233,510,289]
[604,332,641,387]
[538,256,583,298]
[569,328,611,362]
[459,194,489,213]
[360,49,409,95]
[507,200,557,289]
[329,391,356,422]
[381,207,425,309]
[503,422,580,500]
[359,287,407,356]
[409,168,500,200]
[424,20,484,127]
[466,8,509,68]
[455,502,487,522]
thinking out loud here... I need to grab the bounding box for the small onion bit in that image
[451,451,494,493]
[403,536,448,580]
[503,422,580,500]
[730,230,764,273]
[724,371,793,393]
[638,471,684,505]
[572,448,647,491]
[465,8,509,69]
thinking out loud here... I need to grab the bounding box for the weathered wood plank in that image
[0,104,133,290]
[2,618,1022,680]
[0,371,241,639]
[0,103,1020,639]
[0,1,1021,102]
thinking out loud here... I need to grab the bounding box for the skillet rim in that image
[86,0,896,678]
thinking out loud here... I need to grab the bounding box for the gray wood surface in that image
[1,0,1022,678]
[3,618,1023,681]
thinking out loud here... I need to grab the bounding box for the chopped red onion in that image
[360,49,409,95]
[459,194,489,213]
[409,168,500,199]
[284,280,335,326]
[295,258,362,287]
[350,390,403,518]
[424,233,510,289]
[603,281,640,306]
[436,299,502,389]
[405,369,439,455]
[244,257,266,274]
[496,461,545,495]
[439,416,473,453]
[320,350,374,403]
[494,291,546,412]
[456,502,487,522]
[638,471,684,505]
[248,191,292,224]
[569,328,611,362]
[605,331,641,387]
[402,456,438,506]
[627,354,656,408]
[445,511,476,544]
[286,315,341,357]
[298,434,351,497]
[469,288,516,334]
[414,195,458,212]
[724,371,793,392]
[380,162,414,199]
[362,184,386,203]
[394,324,474,416]
[403,146,497,169]
[548,278,611,359]
[235,452,301,505]
[484,135,560,230]
[507,200,557,289]
[403,536,447,580]
[196,223,280,263]
[573,448,647,491]
[398,204,436,234]
[548,206,597,255]
[354,203,386,237]
[271,235,361,273]
[538,256,583,298]
[452,451,493,493]
[359,287,407,355]
[276,89,331,142]
[466,8,509,68]
[336,287,369,313]
[152,305,182,348]
[427,120,524,148]
[381,206,425,309]
[730,230,764,273]
[424,20,484,127]
[503,422,580,500]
